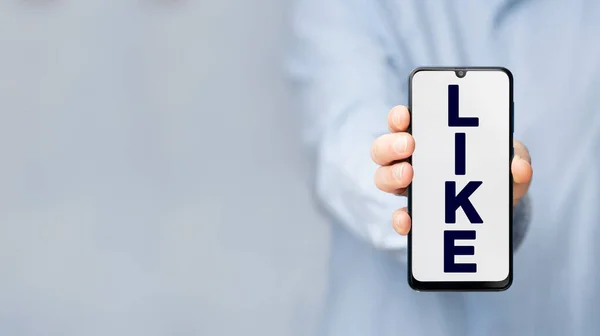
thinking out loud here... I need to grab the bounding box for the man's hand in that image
[370,105,533,236]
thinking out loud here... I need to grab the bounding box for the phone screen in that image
[408,68,512,290]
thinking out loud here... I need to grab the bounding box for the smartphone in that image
[407,67,514,291]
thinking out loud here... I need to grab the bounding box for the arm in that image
[285,0,532,255]
[286,0,407,251]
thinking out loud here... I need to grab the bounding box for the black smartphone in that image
[407,67,514,291]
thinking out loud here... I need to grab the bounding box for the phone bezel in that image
[407,66,514,292]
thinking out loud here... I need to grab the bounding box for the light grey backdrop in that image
[0,1,329,335]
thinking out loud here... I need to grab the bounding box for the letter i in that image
[455,133,466,175]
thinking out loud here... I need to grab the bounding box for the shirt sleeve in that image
[513,193,532,250]
[286,0,407,252]
[285,0,531,256]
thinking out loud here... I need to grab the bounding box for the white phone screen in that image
[410,69,511,283]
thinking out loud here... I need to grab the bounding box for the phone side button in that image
[511,101,515,134]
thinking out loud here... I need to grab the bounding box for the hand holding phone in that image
[370,67,533,291]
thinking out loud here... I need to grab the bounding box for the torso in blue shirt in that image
[321,1,600,335]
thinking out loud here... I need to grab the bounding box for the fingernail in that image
[514,154,521,162]
[371,143,378,159]
[393,136,408,154]
[392,109,403,127]
[393,163,404,181]
[393,213,406,233]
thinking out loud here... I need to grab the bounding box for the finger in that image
[371,132,415,166]
[395,188,409,197]
[512,154,533,206]
[387,105,411,133]
[513,140,531,164]
[392,207,411,236]
[374,162,414,193]
[512,154,533,185]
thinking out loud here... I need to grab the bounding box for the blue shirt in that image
[286,0,600,335]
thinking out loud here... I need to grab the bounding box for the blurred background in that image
[0,1,330,335]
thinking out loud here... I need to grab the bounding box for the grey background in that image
[411,70,510,282]
[0,0,329,335]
